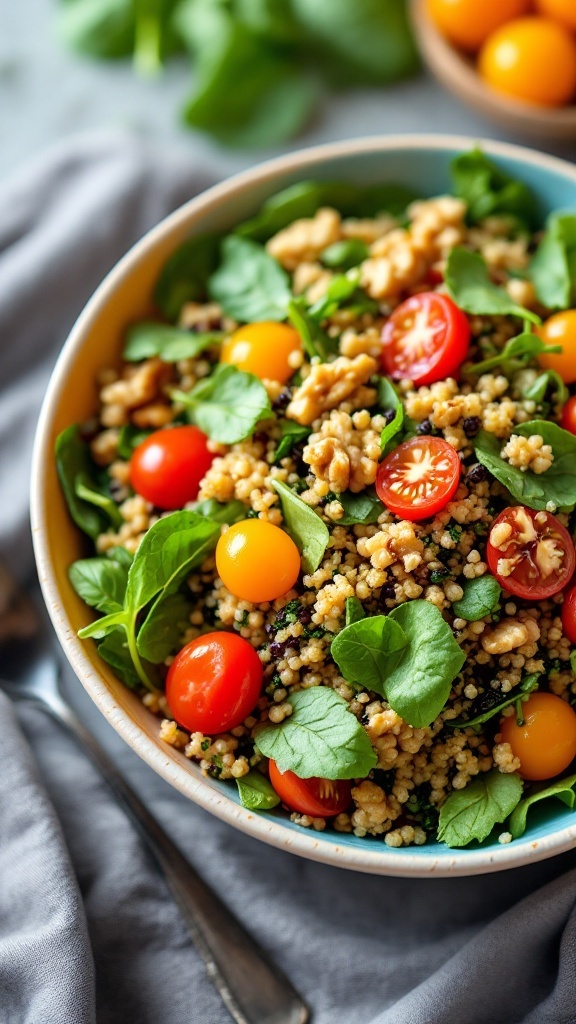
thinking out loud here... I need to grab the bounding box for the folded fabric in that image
[1,132,576,1024]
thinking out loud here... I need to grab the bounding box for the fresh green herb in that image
[235,771,281,811]
[69,558,128,615]
[452,575,502,622]
[378,377,405,453]
[474,420,576,513]
[345,596,366,627]
[522,370,569,412]
[448,673,539,730]
[321,239,369,269]
[117,424,152,459]
[509,772,576,839]
[174,364,271,444]
[286,298,336,361]
[271,480,329,574]
[273,420,311,464]
[308,271,377,320]
[153,233,221,321]
[445,249,540,325]
[255,687,377,780]
[209,235,291,322]
[429,568,451,585]
[193,497,248,525]
[74,474,123,530]
[448,525,462,543]
[437,770,523,848]
[466,332,559,377]
[450,149,538,228]
[136,591,193,663]
[78,511,220,688]
[97,629,143,691]
[336,490,383,526]
[123,321,222,362]
[529,212,576,310]
[56,425,119,540]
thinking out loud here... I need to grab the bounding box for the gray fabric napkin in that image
[1,132,576,1024]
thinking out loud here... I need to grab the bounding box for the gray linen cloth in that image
[1,133,576,1024]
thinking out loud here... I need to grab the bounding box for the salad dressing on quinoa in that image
[56,149,576,850]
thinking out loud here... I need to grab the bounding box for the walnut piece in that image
[481,617,540,655]
[286,354,377,426]
[267,207,342,271]
[302,409,381,493]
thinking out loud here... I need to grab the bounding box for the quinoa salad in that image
[56,148,576,851]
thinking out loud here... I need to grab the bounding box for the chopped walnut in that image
[178,301,224,332]
[501,433,554,475]
[100,358,171,411]
[481,617,540,655]
[303,410,381,493]
[286,354,377,426]
[267,207,342,271]
[357,520,424,573]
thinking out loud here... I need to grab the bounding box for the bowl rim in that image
[31,133,576,878]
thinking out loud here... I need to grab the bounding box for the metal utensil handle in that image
[39,685,308,1024]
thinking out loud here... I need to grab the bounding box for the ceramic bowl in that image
[31,134,576,877]
[411,0,576,141]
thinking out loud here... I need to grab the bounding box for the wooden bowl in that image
[411,0,576,140]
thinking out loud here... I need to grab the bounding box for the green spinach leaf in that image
[154,232,221,321]
[330,615,408,693]
[452,575,501,621]
[236,771,281,810]
[445,248,540,325]
[69,558,128,615]
[529,212,576,310]
[451,149,539,227]
[337,490,383,525]
[271,480,329,574]
[56,425,116,540]
[74,474,123,530]
[209,235,291,322]
[321,239,369,270]
[255,687,377,779]
[117,424,152,459]
[468,332,557,377]
[509,772,576,839]
[273,420,311,464]
[123,321,222,362]
[175,364,271,444]
[193,497,248,525]
[136,591,193,663]
[345,596,366,627]
[474,421,576,512]
[522,370,569,412]
[378,377,404,452]
[97,629,143,691]
[286,298,336,361]
[437,770,523,847]
[57,0,135,60]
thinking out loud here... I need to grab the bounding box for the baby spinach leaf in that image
[447,673,539,730]
[509,772,576,839]
[451,149,539,228]
[522,370,569,412]
[437,770,523,848]
[345,596,366,627]
[235,772,281,811]
[175,364,272,444]
[56,0,135,61]
[330,615,408,693]
[530,212,576,310]
[255,687,377,779]
[209,235,291,322]
[452,575,501,621]
[271,480,329,574]
[136,591,193,663]
[321,239,369,270]
[286,299,336,361]
[123,321,223,362]
[468,332,556,377]
[56,425,114,540]
[273,420,311,464]
[445,249,540,325]
[474,421,576,513]
[74,474,123,530]
[386,601,465,728]
[69,558,128,615]
[193,497,247,525]
[154,233,221,322]
[117,424,152,459]
[378,377,405,453]
[337,490,383,525]
[97,630,143,691]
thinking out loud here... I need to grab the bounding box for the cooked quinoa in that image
[58,149,576,850]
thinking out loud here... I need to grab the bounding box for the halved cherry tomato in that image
[538,310,576,384]
[561,586,576,644]
[129,425,214,510]
[216,519,301,604]
[427,0,530,51]
[375,436,461,521]
[479,17,576,107]
[165,631,263,734]
[486,506,576,600]
[220,322,301,384]
[381,293,470,387]
[500,692,576,781]
[561,395,576,434]
[268,760,352,817]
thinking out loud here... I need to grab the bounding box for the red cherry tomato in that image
[375,436,461,521]
[561,395,576,434]
[381,292,470,386]
[165,632,263,734]
[500,692,576,781]
[486,506,576,600]
[130,425,214,510]
[268,760,352,818]
[562,586,576,644]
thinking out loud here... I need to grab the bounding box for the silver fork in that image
[0,564,308,1024]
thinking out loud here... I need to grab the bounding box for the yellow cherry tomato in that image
[535,0,576,33]
[479,17,576,106]
[220,322,301,384]
[500,692,576,781]
[216,519,301,604]
[426,0,530,52]
[537,309,576,383]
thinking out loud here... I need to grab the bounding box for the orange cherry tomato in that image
[535,0,576,32]
[381,292,470,387]
[129,425,214,510]
[500,692,576,781]
[268,760,352,817]
[375,436,461,522]
[561,585,576,644]
[427,0,530,52]
[479,17,576,107]
[220,322,301,384]
[216,519,301,604]
[486,506,576,601]
[538,310,576,384]
[561,395,576,434]
[166,632,263,734]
